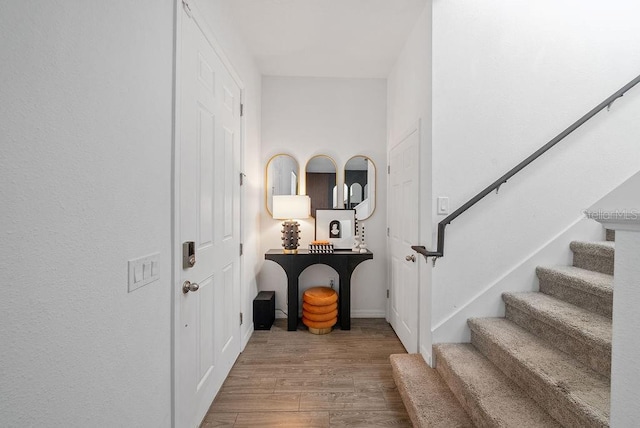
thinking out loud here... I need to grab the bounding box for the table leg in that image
[287,274,298,331]
[339,274,351,330]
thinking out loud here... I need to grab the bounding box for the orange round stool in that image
[302,301,337,314]
[303,309,338,322]
[303,287,338,306]
[302,287,338,334]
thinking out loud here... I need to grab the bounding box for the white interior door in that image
[175,3,242,427]
[388,127,420,353]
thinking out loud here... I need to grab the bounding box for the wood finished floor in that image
[202,318,411,427]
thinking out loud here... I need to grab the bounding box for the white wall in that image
[0,1,263,425]
[387,3,433,361]
[0,2,173,426]
[431,0,640,343]
[260,77,388,317]
[194,0,263,349]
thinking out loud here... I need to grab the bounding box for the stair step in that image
[434,344,562,427]
[390,354,473,427]
[536,265,613,318]
[605,229,615,242]
[469,318,610,428]
[503,292,611,378]
[571,241,615,275]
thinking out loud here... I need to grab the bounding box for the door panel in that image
[223,127,234,238]
[388,127,420,353]
[176,5,242,427]
[198,106,215,247]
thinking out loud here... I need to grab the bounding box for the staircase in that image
[391,231,615,427]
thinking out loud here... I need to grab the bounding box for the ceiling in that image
[228,0,427,79]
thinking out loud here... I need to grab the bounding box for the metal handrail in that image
[412,74,640,265]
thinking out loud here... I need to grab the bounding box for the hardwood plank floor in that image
[203,318,411,427]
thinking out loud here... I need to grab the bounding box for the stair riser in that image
[538,277,612,319]
[470,328,608,428]
[573,253,614,275]
[434,348,498,428]
[505,305,611,378]
[390,354,474,428]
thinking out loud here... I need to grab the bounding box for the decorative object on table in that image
[302,286,338,334]
[359,223,367,253]
[309,240,334,254]
[353,223,367,253]
[272,195,311,254]
[352,218,361,252]
[315,209,356,250]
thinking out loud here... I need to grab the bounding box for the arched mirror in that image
[265,154,299,216]
[344,155,376,220]
[305,155,337,218]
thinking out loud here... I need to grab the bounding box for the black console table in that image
[264,250,373,331]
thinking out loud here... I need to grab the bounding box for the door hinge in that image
[387,227,390,237]
[388,165,391,174]
[240,103,244,117]
[386,290,389,298]
[240,172,246,186]
[240,312,244,325]
[239,243,244,256]
[182,0,192,17]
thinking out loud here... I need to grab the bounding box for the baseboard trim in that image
[241,324,253,350]
[288,309,387,319]
[351,310,386,318]
[420,344,433,367]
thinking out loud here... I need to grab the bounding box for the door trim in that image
[172,1,245,426]
[386,119,421,345]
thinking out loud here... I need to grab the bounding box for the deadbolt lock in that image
[183,241,196,268]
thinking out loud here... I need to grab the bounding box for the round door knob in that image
[182,280,200,294]
[405,254,416,263]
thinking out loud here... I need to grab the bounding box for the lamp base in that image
[281,220,301,254]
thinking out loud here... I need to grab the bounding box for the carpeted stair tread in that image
[390,354,474,427]
[570,241,615,275]
[536,265,613,318]
[503,292,611,349]
[434,344,562,428]
[536,266,613,299]
[570,241,615,256]
[503,292,611,377]
[469,317,610,428]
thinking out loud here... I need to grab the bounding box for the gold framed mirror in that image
[265,154,300,216]
[305,155,337,218]
[344,155,376,220]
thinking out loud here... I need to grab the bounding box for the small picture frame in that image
[315,209,356,250]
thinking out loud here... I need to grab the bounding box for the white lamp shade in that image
[272,195,310,220]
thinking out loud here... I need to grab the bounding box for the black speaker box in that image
[253,291,275,330]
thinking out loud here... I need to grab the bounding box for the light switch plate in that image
[128,252,160,292]
[437,196,449,215]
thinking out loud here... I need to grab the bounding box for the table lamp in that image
[273,195,311,254]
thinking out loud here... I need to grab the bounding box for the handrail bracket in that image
[607,94,623,111]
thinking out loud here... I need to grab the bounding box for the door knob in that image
[405,254,416,262]
[182,280,200,294]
